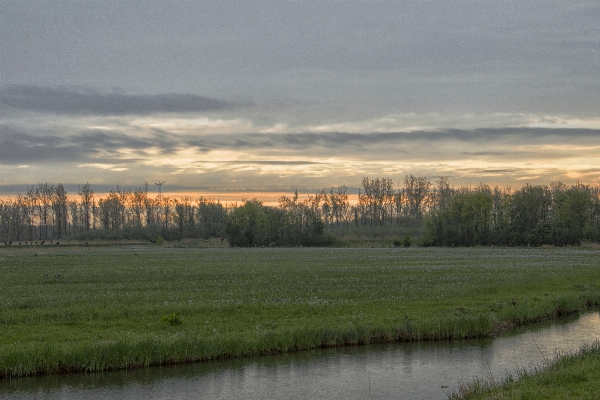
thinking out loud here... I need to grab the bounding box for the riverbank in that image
[1,246,599,379]
[450,339,600,399]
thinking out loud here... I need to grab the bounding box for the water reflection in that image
[2,313,599,400]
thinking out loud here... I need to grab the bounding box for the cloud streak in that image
[0,125,91,164]
[180,128,600,155]
[0,85,235,115]
[3,121,600,170]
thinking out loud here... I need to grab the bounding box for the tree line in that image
[425,181,600,246]
[0,183,228,243]
[1,177,600,246]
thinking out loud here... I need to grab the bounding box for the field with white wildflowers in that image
[1,246,599,378]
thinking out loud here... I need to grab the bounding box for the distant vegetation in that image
[1,176,600,247]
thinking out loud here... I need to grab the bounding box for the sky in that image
[1,1,600,201]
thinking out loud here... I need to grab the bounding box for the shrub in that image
[161,313,182,326]
[416,232,434,247]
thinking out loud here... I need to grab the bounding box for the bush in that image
[160,228,183,242]
[161,313,182,326]
[416,233,434,247]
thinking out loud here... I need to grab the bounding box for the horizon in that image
[0,174,597,209]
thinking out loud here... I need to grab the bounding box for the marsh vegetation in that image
[450,339,600,399]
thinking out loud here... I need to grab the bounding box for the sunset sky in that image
[1,1,599,201]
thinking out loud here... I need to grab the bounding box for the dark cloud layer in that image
[0,125,90,164]
[205,128,600,150]
[3,2,598,116]
[0,85,234,115]
[2,123,598,166]
[192,160,323,166]
[0,124,165,164]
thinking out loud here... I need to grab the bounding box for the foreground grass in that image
[0,246,599,378]
[450,340,600,399]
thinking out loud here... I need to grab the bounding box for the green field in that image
[1,245,600,379]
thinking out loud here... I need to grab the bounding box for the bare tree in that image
[175,196,196,237]
[162,197,172,229]
[0,200,10,241]
[68,200,79,235]
[130,183,149,228]
[24,188,38,240]
[53,184,68,239]
[393,189,404,225]
[36,183,55,240]
[433,176,453,211]
[78,183,95,231]
[361,177,392,226]
[404,174,431,220]
[335,185,350,227]
[306,189,325,221]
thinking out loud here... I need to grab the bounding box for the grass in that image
[0,245,600,379]
[449,340,600,399]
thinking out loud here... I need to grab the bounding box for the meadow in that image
[1,245,600,379]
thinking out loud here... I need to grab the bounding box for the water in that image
[2,313,599,399]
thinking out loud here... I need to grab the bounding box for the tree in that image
[426,189,493,246]
[130,184,149,229]
[25,187,38,240]
[99,188,125,231]
[226,196,332,247]
[509,184,552,245]
[78,183,95,231]
[361,177,393,226]
[145,196,157,228]
[404,175,430,220]
[551,185,592,245]
[0,200,10,241]
[35,183,55,240]
[197,197,227,239]
[433,176,453,211]
[326,185,349,228]
[226,199,264,247]
[175,196,197,237]
[53,184,68,239]
[393,189,404,226]
[68,201,79,235]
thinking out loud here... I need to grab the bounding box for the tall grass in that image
[1,246,599,378]
[449,339,600,399]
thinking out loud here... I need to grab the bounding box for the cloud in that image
[0,124,167,165]
[0,124,91,164]
[3,122,600,168]
[0,85,235,115]
[77,129,178,153]
[196,127,600,152]
[461,152,505,156]
[192,160,324,166]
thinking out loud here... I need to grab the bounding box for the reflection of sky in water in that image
[2,313,599,400]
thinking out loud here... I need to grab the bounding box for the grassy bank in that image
[450,340,600,399]
[0,246,599,378]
